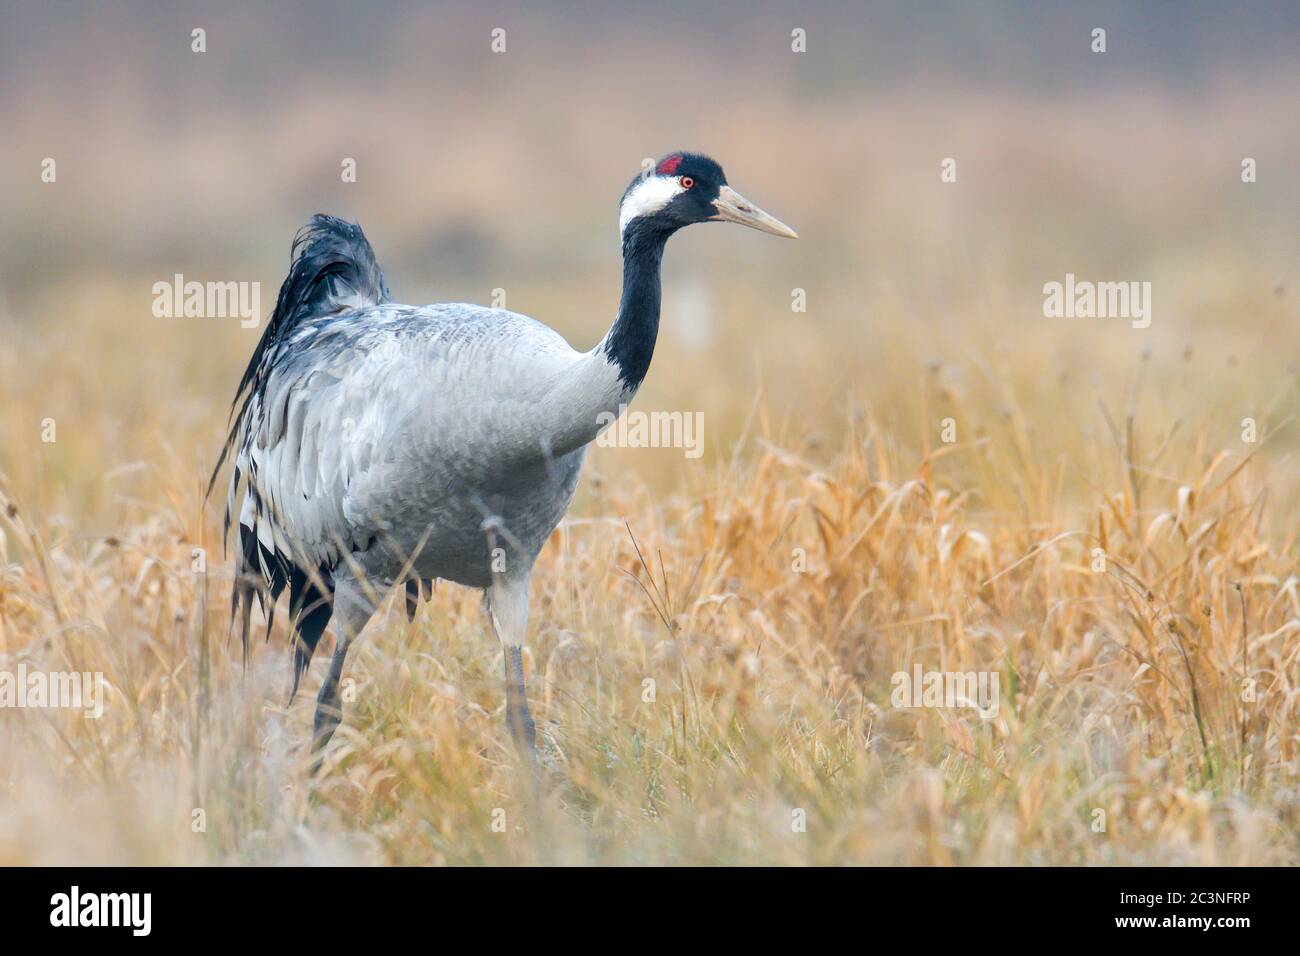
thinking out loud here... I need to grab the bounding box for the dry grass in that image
[2,6,1298,865]
[2,355,1297,863]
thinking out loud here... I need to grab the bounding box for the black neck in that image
[603,218,672,389]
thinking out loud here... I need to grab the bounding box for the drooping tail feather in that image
[207,215,391,506]
[207,215,390,673]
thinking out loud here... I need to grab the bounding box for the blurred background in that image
[1,0,1298,866]
[3,0,1298,527]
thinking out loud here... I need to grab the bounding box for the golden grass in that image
[2,36,1298,863]
[2,350,1297,863]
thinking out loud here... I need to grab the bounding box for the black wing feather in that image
[208,215,390,683]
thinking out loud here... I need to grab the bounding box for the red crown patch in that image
[655,154,684,176]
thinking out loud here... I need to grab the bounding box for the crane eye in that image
[679,176,695,189]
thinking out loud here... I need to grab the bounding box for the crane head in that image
[619,152,798,241]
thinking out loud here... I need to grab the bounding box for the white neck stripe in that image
[619,176,684,236]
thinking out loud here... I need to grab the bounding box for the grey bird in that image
[209,151,797,768]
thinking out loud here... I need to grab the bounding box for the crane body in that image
[210,152,796,766]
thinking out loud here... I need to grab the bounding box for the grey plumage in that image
[209,156,795,767]
[213,217,624,753]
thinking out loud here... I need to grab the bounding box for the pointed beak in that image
[711,185,799,238]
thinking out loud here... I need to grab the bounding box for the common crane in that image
[209,152,796,768]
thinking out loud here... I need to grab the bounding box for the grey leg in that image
[486,574,537,761]
[310,576,375,773]
[309,638,350,774]
[504,645,537,753]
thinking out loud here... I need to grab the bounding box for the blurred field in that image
[1,2,1298,864]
